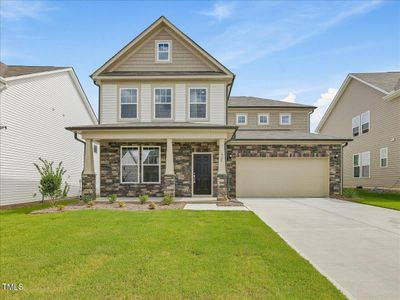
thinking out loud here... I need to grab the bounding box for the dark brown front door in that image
[193,154,212,195]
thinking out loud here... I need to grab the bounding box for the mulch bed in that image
[31,202,186,214]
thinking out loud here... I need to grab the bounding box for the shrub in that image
[162,195,174,205]
[82,195,92,204]
[148,201,156,210]
[87,200,95,208]
[34,158,69,207]
[343,189,359,199]
[56,205,65,211]
[139,194,149,204]
[118,201,126,208]
[108,194,117,203]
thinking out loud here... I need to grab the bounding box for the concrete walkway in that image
[184,204,248,211]
[241,198,400,300]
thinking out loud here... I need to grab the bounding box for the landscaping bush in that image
[118,201,126,208]
[139,194,149,204]
[33,158,69,207]
[108,194,118,203]
[162,195,174,205]
[82,195,92,204]
[87,200,95,208]
[148,201,156,210]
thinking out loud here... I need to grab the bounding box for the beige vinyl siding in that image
[227,108,310,131]
[0,72,99,206]
[319,79,400,189]
[100,84,118,124]
[99,80,226,125]
[111,28,215,72]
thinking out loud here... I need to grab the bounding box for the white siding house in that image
[0,63,99,206]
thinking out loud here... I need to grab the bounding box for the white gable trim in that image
[91,16,233,78]
[383,89,400,101]
[316,74,388,133]
[2,68,98,125]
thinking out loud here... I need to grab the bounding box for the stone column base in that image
[82,173,96,200]
[164,174,175,197]
[217,174,228,201]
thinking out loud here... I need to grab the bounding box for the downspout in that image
[225,75,236,125]
[341,142,349,195]
[74,132,86,198]
[94,80,101,124]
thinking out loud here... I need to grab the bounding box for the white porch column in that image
[83,139,95,175]
[165,138,174,175]
[217,138,226,175]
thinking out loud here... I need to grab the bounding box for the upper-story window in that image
[236,113,247,125]
[258,113,269,125]
[154,88,172,119]
[189,88,207,119]
[156,41,171,62]
[280,113,291,125]
[120,88,138,119]
[352,115,360,136]
[380,147,388,168]
[361,111,370,134]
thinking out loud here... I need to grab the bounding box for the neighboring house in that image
[0,62,99,206]
[66,17,349,200]
[317,72,400,191]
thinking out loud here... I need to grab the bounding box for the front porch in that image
[75,125,236,202]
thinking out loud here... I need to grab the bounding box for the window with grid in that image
[380,147,388,168]
[157,42,170,61]
[120,88,137,119]
[352,115,360,136]
[121,147,139,183]
[361,111,370,134]
[258,114,269,125]
[141,147,160,183]
[189,88,207,119]
[236,114,247,125]
[154,88,172,119]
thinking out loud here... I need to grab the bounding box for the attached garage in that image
[236,157,330,197]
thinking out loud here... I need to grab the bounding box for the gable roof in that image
[316,72,400,132]
[91,16,234,79]
[0,62,68,78]
[0,62,98,124]
[228,96,316,109]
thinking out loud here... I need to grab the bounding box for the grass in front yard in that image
[0,204,344,299]
[343,188,400,210]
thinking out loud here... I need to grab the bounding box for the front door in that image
[193,153,212,195]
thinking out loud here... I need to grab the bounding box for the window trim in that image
[153,87,173,120]
[279,113,292,125]
[353,153,360,178]
[361,111,370,134]
[141,146,161,184]
[361,151,371,178]
[380,147,388,168]
[258,113,270,125]
[155,40,172,62]
[119,87,139,120]
[236,113,248,125]
[120,146,140,184]
[188,87,208,120]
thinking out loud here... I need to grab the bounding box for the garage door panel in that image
[236,158,329,197]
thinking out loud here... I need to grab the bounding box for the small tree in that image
[34,158,68,207]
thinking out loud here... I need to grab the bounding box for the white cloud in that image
[0,0,54,21]
[281,92,296,103]
[208,1,382,67]
[310,88,338,132]
[201,2,235,21]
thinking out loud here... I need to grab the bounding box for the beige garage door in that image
[236,158,329,197]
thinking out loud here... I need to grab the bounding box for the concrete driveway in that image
[241,198,400,300]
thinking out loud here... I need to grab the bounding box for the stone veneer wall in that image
[100,142,219,197]
[226,144,342,197]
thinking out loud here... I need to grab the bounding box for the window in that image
[120,88,138,119]
[121,147,139,183]
[352,115,360,136]
[141,147,160,183]
[361,151,370,178]
[361,111,370,134]
[258,113,269,125]
[156,41,170,61]
[154,88,172,119]
[189,88,207,119]
[380,147,388,168]
[353,154,360,178]
[280,113,291,125]
[236,113,247,125]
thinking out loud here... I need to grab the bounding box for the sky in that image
[1,0,399,131]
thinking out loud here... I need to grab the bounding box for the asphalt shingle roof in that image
[228,96,316,109]
[0,62,68,78]
[234,129,351,141]
[350,72,400,93]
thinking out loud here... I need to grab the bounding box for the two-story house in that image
[317,72,400,191]
[67,17,349,200]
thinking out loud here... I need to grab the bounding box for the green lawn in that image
[343,188,400,210]
[0,202,344,299]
